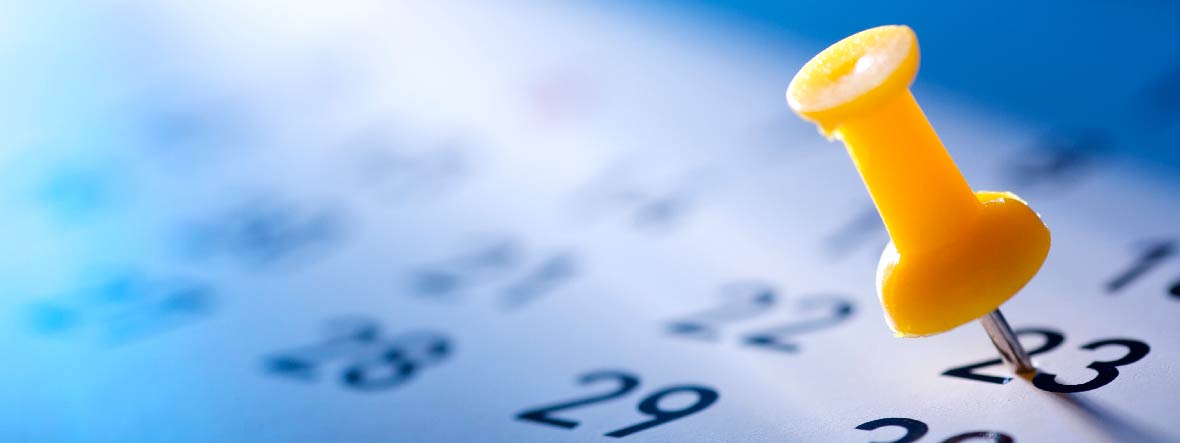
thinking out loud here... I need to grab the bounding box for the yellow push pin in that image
[786,25,1050,373]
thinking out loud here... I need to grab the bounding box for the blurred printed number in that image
[824,206,889,260]
[354,139,467,202]
[410,236,578,309]
[1002,129,1108,193]
[574,166,700,233]
[184,198,344,269]
[942,328,1149,393]
[667,281,855,353]
[856,417,1013,443]
[265,316,451,391]
[27,273,214,344]
[1106,238,1179,300]
[515,370,718,438]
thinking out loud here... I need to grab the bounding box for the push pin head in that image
[786,26,1051,342]
[787,25,919,137]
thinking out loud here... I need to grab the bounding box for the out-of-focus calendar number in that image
[666,281,855,353]
[180,196,345,270]
[27,272,215,344]
[264,316,451,391]
[1106,238,1179,300]
[408,234,579,309]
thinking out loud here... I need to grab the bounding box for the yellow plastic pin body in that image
[786,25,1050,337]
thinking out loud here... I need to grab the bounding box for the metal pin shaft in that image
[979,309,1035,374]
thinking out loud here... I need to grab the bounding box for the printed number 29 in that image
[515,370,718,438]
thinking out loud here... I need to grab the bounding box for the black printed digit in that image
[942,328,1064,384]
[515,370,641,429]
[940,431,1014,443]
[1004,129,1107,192]
[666,281,776,340]
[574,165,696,233]
[604,385,719,438]
[1106,239,1175,294]
[1032,338,1150,393]
[631,192,689,231]
[342,331,451,391]
[743,294,854,353]
[191,198,344,268]
[102,279,215,344]
[855,417,929,443]
[410,237,520,298]
[266,317,381,380]
[824,206,887,259]
[856,418,1014,443]
[353,139,467,201]
[500,252,579,309]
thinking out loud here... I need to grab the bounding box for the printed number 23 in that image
[942,328,1149,393]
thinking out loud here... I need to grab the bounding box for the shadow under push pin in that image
[786,25,1050,374]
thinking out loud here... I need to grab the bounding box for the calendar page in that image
[2,1,1179,442]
